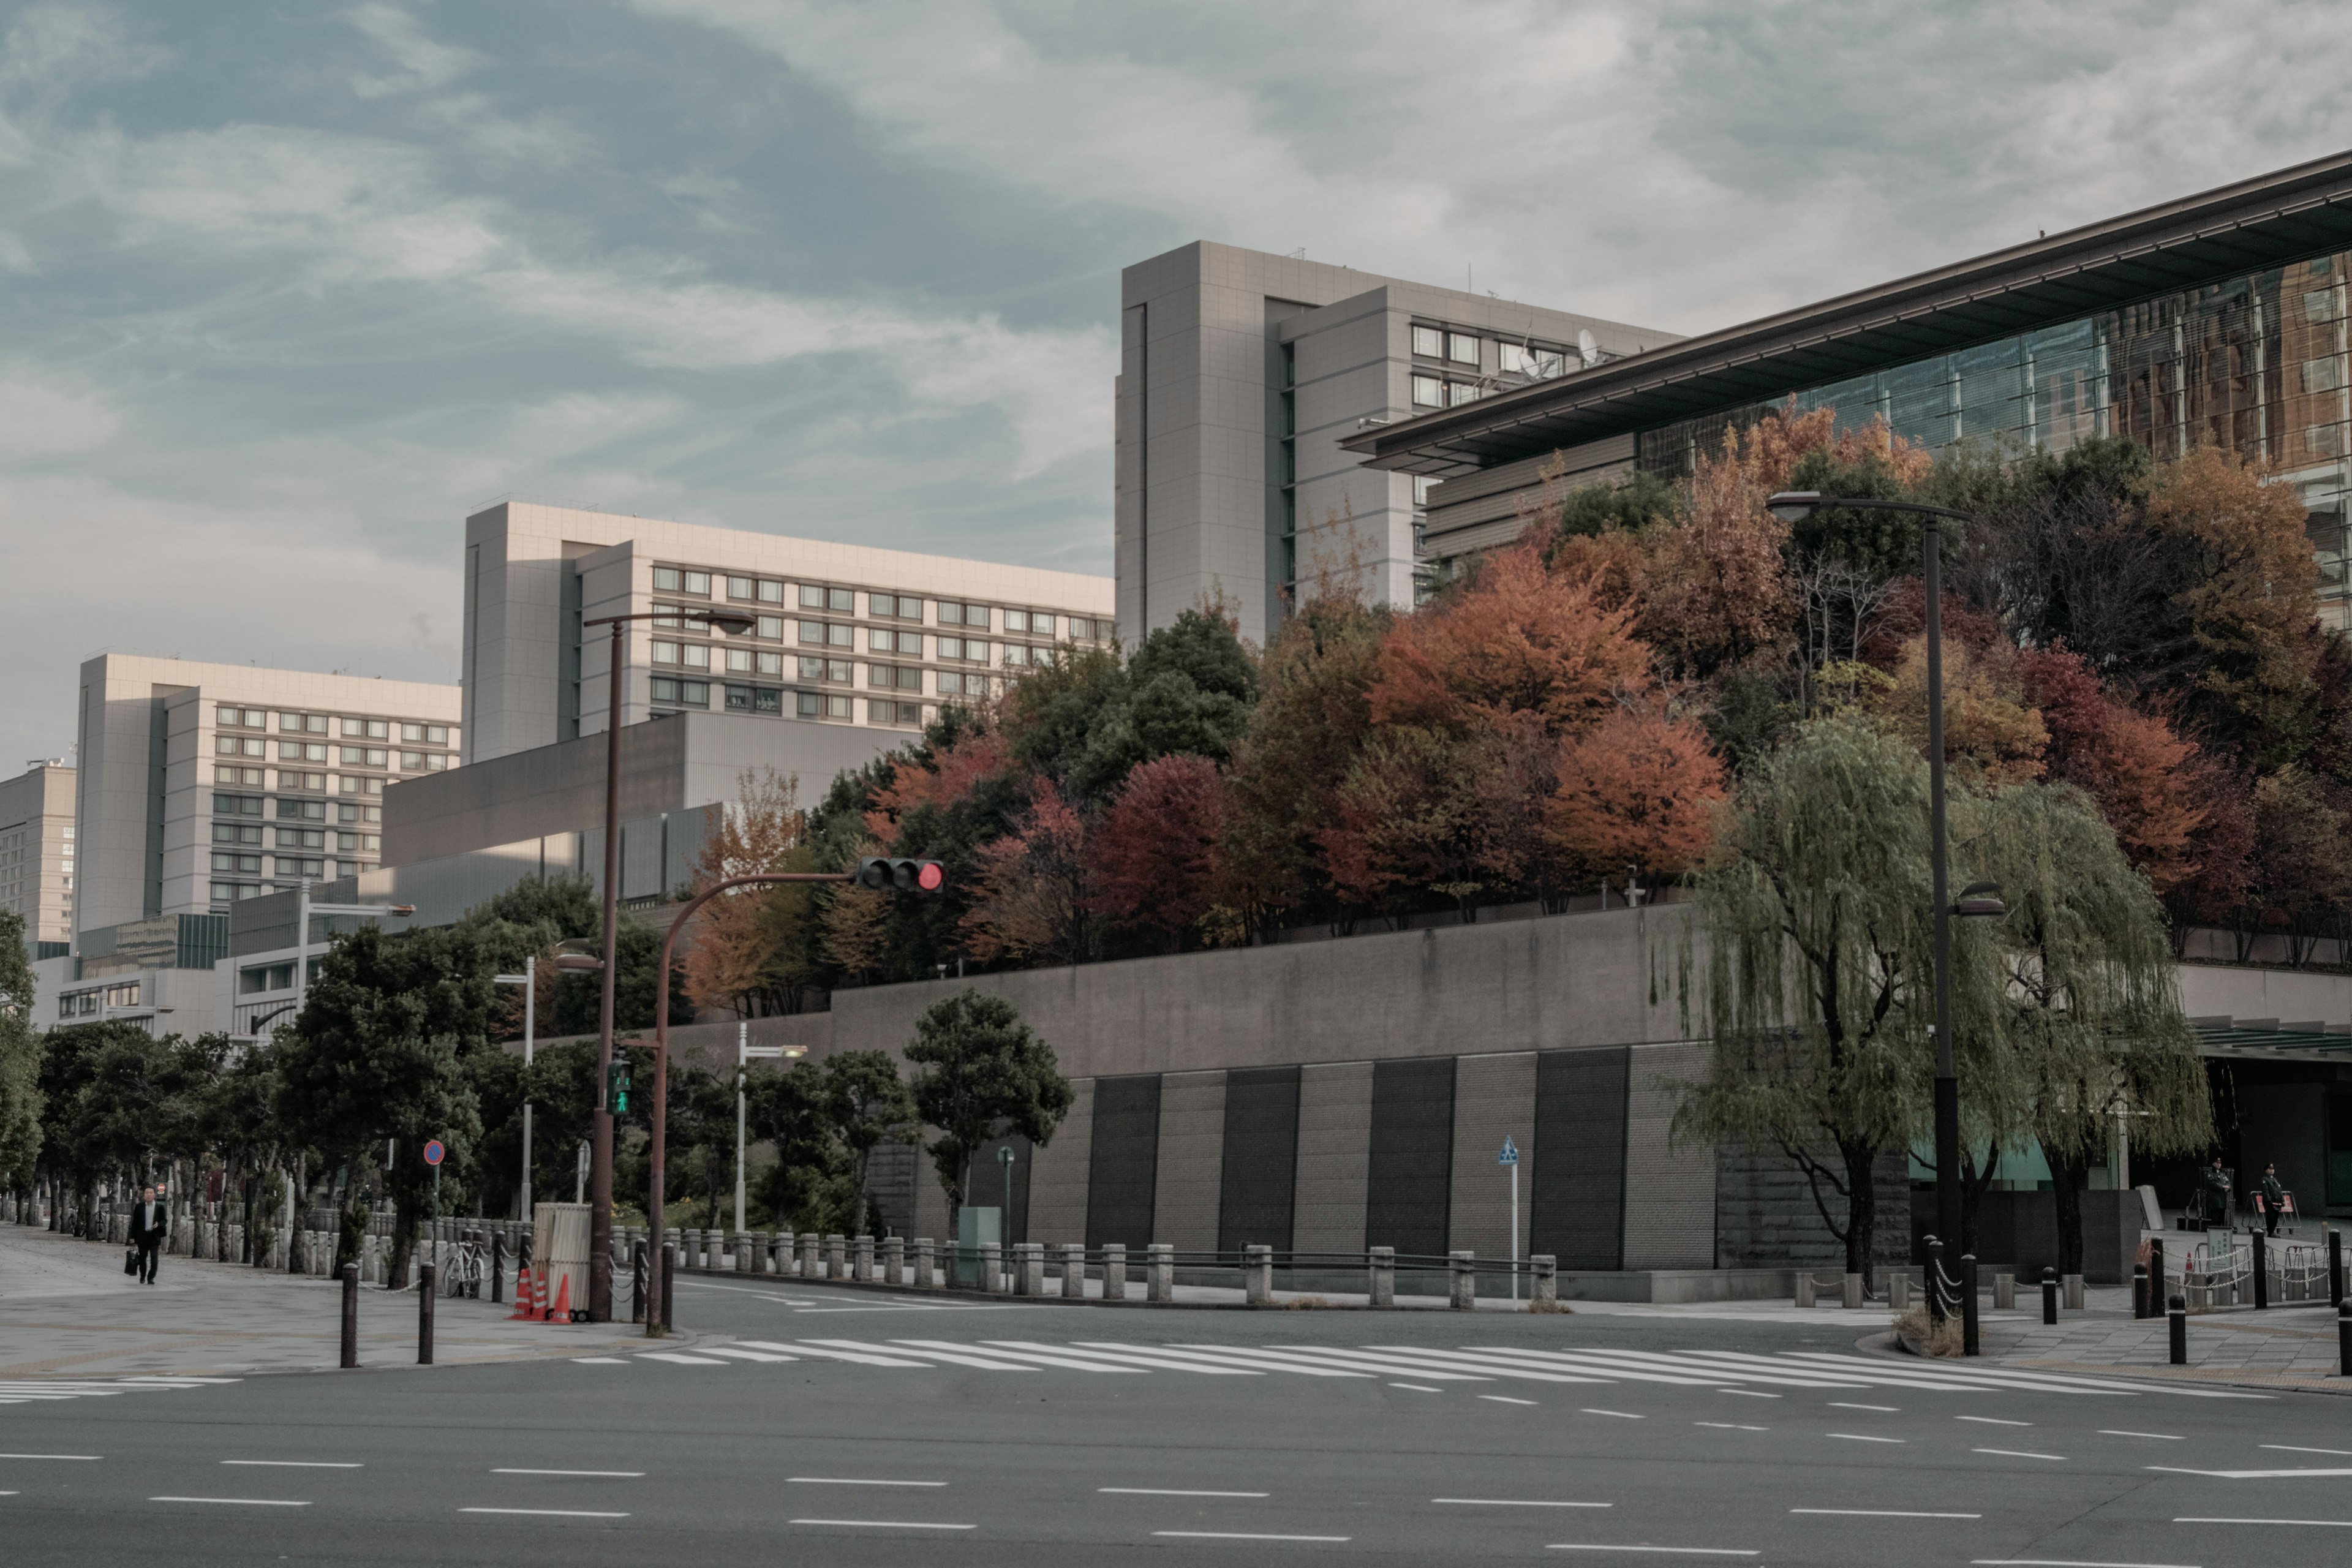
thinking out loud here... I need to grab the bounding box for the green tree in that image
[1682,717,2007,1286]
[0,911,44,1194]
[274,924,496,1287]
[745,1058,851,1232]
[903,990,1071,1243]
[192,1039,288,1262]
[819,1050,917,1235]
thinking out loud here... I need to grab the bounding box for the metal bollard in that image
[340,1264,359,1369]
[1449,1250,1477,1311]
[418,1263,436,1365]
[660,1243,675,1333]
[1061,1243,1086,1300]
[1531,1254,1557,1306]
[2253,1230,2268,1310]
[913,1238,934,1289]
[2041,1267,2058,1325]
[2169,1294,2188,1365]
[2339,1300,2352,1377]
[2133,1262,2149,1320]
[883,1236,905,1287]
[1244,1244,1273,1305]
[1924,1237,1945,1324]
[1368,1246,1395,1308]
[1961,1254,1980,1357]
[1147,1243,1174,1303]
[1102,1243,1126,1302]
[2333,1229,2345,1309]
[631,1242,647,1324]
[490,1230,505,1305]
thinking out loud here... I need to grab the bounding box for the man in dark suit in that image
[128,1184,167,1285]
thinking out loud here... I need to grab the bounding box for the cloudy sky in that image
[3,0,2349,766]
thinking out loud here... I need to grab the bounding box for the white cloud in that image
[0,374,118,456]
[345,3,484,98]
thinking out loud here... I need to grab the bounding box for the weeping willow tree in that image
[1682,717,2007,1286]
[1966,783,2211,1275]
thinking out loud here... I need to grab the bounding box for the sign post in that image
[423,1140,446,1278]
[1499,1136,1521,1301]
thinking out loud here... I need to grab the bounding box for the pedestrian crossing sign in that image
[1499,1136,1519,1166]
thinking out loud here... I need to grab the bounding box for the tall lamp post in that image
[736,1027,809,1232]
[495,949,605,1225]
[580,601,759,1322]
[1764,492,2005,1256]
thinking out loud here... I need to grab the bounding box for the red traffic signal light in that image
[857,856,946,893]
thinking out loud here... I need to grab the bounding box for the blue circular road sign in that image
[423,1140,445,1166]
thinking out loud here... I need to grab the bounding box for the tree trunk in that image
[1959,1147,2002,1258]
[1839,1137,1878,1289]
[2046,1145,2089,1278]
[287,1152,307,1275]
[387,1162,418,1291]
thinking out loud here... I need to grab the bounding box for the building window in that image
[654,605,683,630]
[869,700,921,726]
[2305,359,2343,394]
[213,822,261,846]
[1411,374,1442,407]
[212,851,262,873]
[1411,325,1442,358]
[650,677,709,707]
[726,647,753,673]
[1447,332,1479,365]
[654,567,710,596]
[400,752,423,771]
[2311,423,2345,457]
[679,643,709,669]
[275,827,325,850]
[938,601,992,630]
[275,856,325,879]
[279,798,325,821]
[798,584,824,609]
[2307,289,2335,325]
[1447,382,1481,407]
[756,579,783,603]
[725,684,752,712]
[1031,612,1055,639]
[338,747,387,768]
[756,615,784,639]
[727,575,757,600]
[753,650,782,676]
[214,793,263,816]
[276,769,325,793]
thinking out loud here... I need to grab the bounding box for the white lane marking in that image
[818,1340,1035,1371]
[2101,1431,2182,1441]
[1826,1433,1905,1444]
[1155,1531,1349,1543]
[1974,1449,2067,1461]
[1480,1395,1539,1406]
[1101,1488,1268,1498]
[1958,1416,2033,1427]
[1104,1344,1368,1379]
[1830,1403,1899,1412]
[1718,1389,1779,1400]
[700,1347,797,1363]
[1790,1351,2262,1400]
[2262,1445,2352,1457]
[1581,1409,1643,1420]
[2151,1466,2352,1479]
[570,1357,628,1365]
[221,1461,363,1469]
[1434,1498,1610,1509]
[1695,1423,1767,1432]
[1969,1561,2201,1567]
[1389,1383,1444,1393]
[2174,1516,2352,1526]
[1795,1508,1981,1518]
[788,1477,947,1488]
[149,1496,311,1507]
[791,1518,974,1530]
[0,1455,100,1461]
[636,1352,727,1366]
[494,1469,644,1478]
[461,1507,630,1518]
[741,1341,930,1367]
[1546,1546,1758,1556]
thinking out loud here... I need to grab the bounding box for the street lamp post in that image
[496,949,604,1229]
[642,870,851,1335]
[581,603,759,1322]
[736,1028,809,1233]
[290,885,417,1023]
[1765,492,2007,1257]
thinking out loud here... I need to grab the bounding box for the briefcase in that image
[124,1245,138,1276]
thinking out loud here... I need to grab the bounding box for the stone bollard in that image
[1795,1270,1815,1309]
[1368,1246,1395,1308]
[799,1232,820,1280]
[1994,1272,2015,1311]
[1244,1243,1273,1305]
[1888,1271,1909,1311]
[854,1234,875,1283]
[913,1238,935,1289]
[883,1236,905,1287]
[1061,1243,1086,1300]
[1102,1243,1127,1302]
[1009,1243,1030,1294]
[1449,1250,1477,1310]
[762,1231,782,1275]
[1531,1254,1557,1306]
[1147,1243,1174,1303]
[1019,1242,1046,1297]
[825,1234,846,1280]
[666,1227,684,1271]
[2063,1273,2084,1311]
[736,1232,755,1275]
[979,1242,1003,1294]
[1842,1272,1863,1309]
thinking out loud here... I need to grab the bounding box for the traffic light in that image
[857,856,946,893]
[608,1057,632,1115]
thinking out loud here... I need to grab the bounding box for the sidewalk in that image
[0,1223,650,1379]
[1964,1283,2351,1393]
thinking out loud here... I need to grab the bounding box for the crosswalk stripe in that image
[813,1340,1037,1371]
[983,1341,1261,1375]
[1779,1353,2152,1396]
[1358,1348,1616,1384]
[1093,1344,1373,1378]
[1455,1349,1719,1387]
[748,1341,932,1367]
[892,1341,1140,1374]
[1562,1350,1873,1389]
[636,1352,728,1365]
[700,1347,799,1363]
[1201,1346,1494,1381]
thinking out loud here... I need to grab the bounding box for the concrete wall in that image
[1622,1043,1716,1268]
[1152,1069,1227,1253]
[1027,1078,1094,1246]
[1449,1052,1536,1266]
[1291,1061,1373,1253]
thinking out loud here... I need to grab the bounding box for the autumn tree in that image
[1547,707,1728,883]
[1091,753,1231,951]
[685,769,824,1018]
[960,778,1096,967]
[2017,646,2203,891]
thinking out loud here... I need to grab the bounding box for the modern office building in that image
[1116,243,1675,647]
[1343,148,2352,630]
[0,760,74,948]
[462,502,1117,766]
[72,654,462,937]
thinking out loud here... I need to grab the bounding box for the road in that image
[4,1274,2346,1566]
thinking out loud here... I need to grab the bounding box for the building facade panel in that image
[1152,1069,1227,1252]
[1291,1060,1373,1254]
[0,762,74,944]
[1366,1055,1455,1258]
[1217,1065,1301,1254]
[1027,1077,1094,1250]
[1531,1046,1630,1270]
[1621,1042,1717,1269]
[1447,1052,1537,1268]
[1086,1072,1162,1250]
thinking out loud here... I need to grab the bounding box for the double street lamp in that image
[1764,492,2005,1259]
[581,603,760,1322]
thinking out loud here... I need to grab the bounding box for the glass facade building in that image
[1635,255,2352,627]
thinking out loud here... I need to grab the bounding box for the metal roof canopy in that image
[2192,1016,2352,1061]
[1342,148,2352,478]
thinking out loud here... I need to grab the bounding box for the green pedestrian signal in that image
[608,1058,632,1115]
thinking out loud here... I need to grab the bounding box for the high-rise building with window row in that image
[0,760,74,949]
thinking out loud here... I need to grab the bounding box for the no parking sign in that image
[423,1140,445,1166]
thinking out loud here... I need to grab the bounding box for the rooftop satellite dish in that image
[1578,329,1601,368]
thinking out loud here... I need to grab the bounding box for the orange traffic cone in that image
[546,1272,571,1322]
[508,1266,535,1320]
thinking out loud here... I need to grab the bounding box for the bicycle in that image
[440,1237,488,1298]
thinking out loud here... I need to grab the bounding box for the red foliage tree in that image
[1545,708,1728,881]
[2017,646,2203,892]
[1091,754,1230,951]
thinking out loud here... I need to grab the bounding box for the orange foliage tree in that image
[685,769,823,1017]
[1091,754,1231,951]
[2018,646,2203,892]
[959,778,1095,967]
[1547,707,1728,882]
